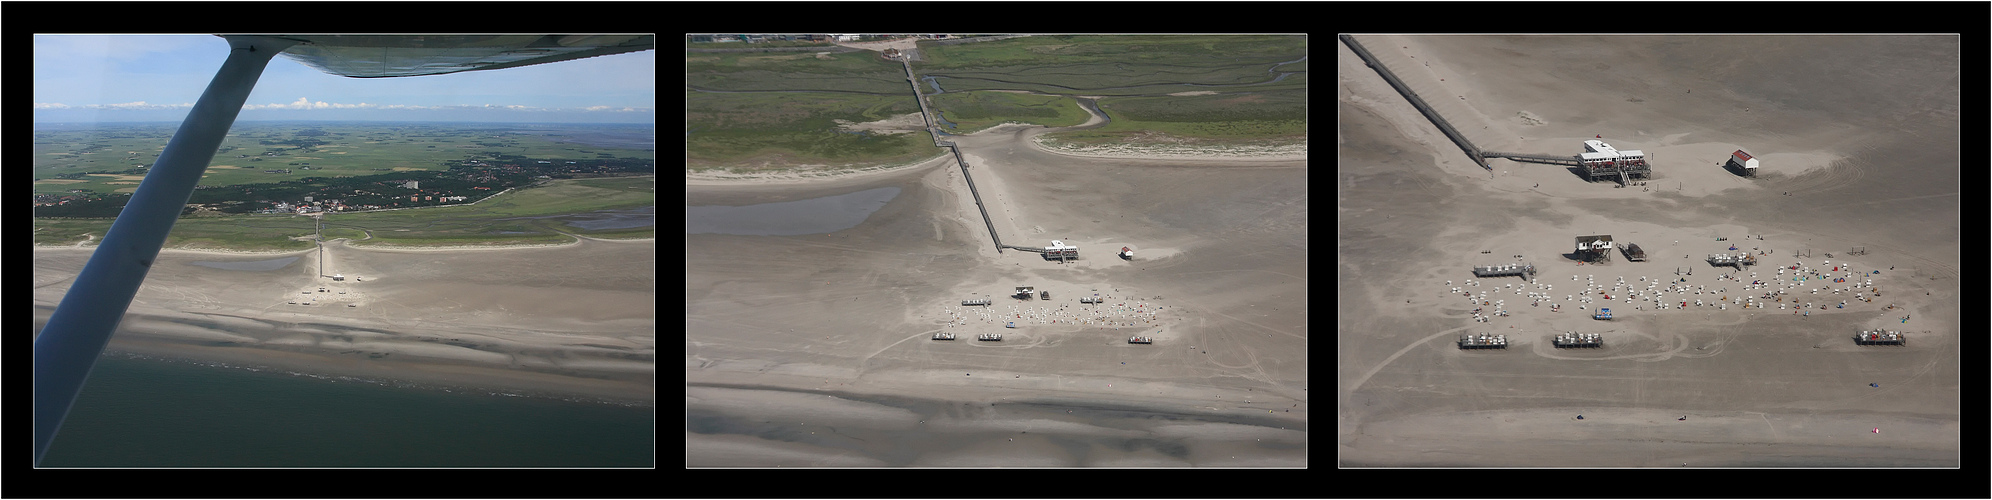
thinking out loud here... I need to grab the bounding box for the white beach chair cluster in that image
[939,304,996,327]
[940,294,1165,329]
[1447,258,1888,321]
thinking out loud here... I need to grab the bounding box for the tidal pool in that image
[686,187,900,236]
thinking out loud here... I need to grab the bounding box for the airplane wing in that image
[262,34,654,78]
[34,34,652,466]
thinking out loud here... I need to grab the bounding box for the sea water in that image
[37,353,654,467]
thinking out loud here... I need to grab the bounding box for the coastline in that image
[684,138,1306,190]
[34,243,317,256]
[35,234,658,255]
[345,237,583,253]
[1031,136,1308,162]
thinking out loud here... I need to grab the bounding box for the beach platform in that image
[1459,333,1508,349]
[1854,329,1904,345]
[1553,332,1603,348]
[1472,263,1536,280]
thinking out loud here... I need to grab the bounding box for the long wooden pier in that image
[902,57,1007,253]
[1479,151,1582,167]
[1342,35,1651,185]
[1340,34,1485,169]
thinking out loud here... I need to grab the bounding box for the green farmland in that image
[685,50,909,94]
[1050,89,1308,146]
[34,120,657,251]
[685,91,941,172]
[914,35,1308,96]
[685,34,1306,171]
[926,91,1091,133]
[34,122,655,197]
[34,176,656,251]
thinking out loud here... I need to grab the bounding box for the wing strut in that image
[34,36,299,466]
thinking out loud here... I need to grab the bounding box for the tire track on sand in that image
[1203,308,1307,342]
[1345,325,1474,408]
[857,330,934,374]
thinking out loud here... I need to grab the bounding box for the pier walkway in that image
[901,57,1009,253]
[1340,34,1485,170]
[1344,35,1638,184]
[1479,151,1581,167]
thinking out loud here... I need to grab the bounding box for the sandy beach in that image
[685,152,952,187]
[34,237,656,404]
[1031,137,1309,162]
[1338,35,1959,466]
[687,99,1309,466]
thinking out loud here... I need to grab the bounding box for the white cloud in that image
[580,105,651,113]
[244,97,364,110]
[33,101,196,111]
[94,101,192,110]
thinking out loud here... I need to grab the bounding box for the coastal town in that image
[34,154,651,217]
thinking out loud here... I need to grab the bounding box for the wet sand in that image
[687,105,1309,466]
[33,237,656,404]
[1338,35,1960,466]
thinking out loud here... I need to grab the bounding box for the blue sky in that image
[33,35,655,124]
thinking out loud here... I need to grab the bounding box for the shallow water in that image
[40,353,653,467]
[686,187,900,236]
[506,125,654,150]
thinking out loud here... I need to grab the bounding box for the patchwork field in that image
[33,122,654,197]
[34,121,656,250]
[34,175,654,250]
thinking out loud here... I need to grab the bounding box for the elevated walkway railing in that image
[1481,151,1582,166]
[1339,35,1485,169]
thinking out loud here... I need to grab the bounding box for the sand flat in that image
[33,237,656,404]
[1338,35,1959,467]
[688,85,1308,466]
